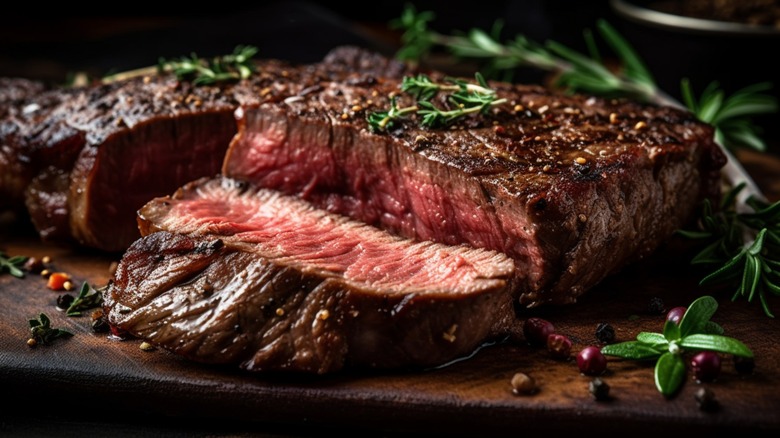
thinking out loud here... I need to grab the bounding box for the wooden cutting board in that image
[1,150,779,436]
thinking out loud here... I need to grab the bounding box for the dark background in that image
[2,0,778,144]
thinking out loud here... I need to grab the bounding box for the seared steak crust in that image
[105,177,514,373]
[223,71,725,307]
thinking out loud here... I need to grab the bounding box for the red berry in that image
[523,317,555,347]
[577,346,607,375]
[666,306,687,325]
[547,333,572,360]
[691,351,722,382]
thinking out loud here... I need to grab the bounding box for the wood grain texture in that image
[1,151,779,436]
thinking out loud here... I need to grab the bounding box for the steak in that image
[104,176,515,373]
[1,47,411,251]
[223,71,726,307]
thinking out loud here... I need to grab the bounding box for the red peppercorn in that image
[691,351,722,382]
[577,346,607,375]
[547,333,572,360]
[666,306,687,325]
[523,317,555,347]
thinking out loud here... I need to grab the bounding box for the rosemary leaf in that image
[0,251,28,279]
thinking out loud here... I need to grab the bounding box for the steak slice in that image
[105,176,515,373]
[223,74,726,307]
[1,46,410,251]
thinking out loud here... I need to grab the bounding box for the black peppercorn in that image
[694,387,719,412]
[595,323,615,344]
[91,317,110,333]
[56,294,75,310]
[733,355,755,374]
[589,378,611,401]
[647,297,666,314]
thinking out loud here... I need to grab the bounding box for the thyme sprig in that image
[367,72,506,132]
[28,313,73,346]
[601,296,753,397]
[679,183,780,317]
[0,251,27,278]
[65,282,105,317]
[391,4,778,316]
[158,45,258,86]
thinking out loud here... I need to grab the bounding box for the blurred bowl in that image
[610,0,780,149]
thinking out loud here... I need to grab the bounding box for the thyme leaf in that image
[158,45,258,86]
[601,296,753,397]
[0,251,28,278]
[367,72,506,132]
[66,282,105,317]
[29,313,73,346]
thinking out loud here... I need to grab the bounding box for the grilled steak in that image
[104,176,515,373]
[1,47,410,251]
[223,72,725,307]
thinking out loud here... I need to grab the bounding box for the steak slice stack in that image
[105,177,515,373]
[223,72,725,307]
[0,47,410,251]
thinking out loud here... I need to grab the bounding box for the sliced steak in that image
[1,46,410,251]
[223,74,726,307]
[105,176,515,373]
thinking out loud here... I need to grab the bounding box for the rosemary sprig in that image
[392,4,656,100]
[681,80,778,152]
[601,296,752,397]
[391,4,778,316]
[367,72,506,132]
[65,282,105,317]
[0,251,27,278]
[679,183,780,317]
[28,313,73,346]
[158,45,258,86]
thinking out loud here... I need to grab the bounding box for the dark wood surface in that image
[1,150,779,436]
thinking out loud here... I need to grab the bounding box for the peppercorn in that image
[523,317,555,347]
[694,387,719,412]
[56,294,75,310]
[595,323,615,344]
[646,297,666,314]
[91,318,110,333]
[547,333,572,360]
[23,257,44,274]
[589,378,611,401]
[510,372,537,395]
[733,355,755,374]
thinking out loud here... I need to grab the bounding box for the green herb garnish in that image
[601,296,753,397]
[158,45,258,86]
[682,80,778,152]
[367,72,506,132]
[66,282,105,317]
[28,313,73,346]
[679,183,780,317]
[0,251,27,278]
